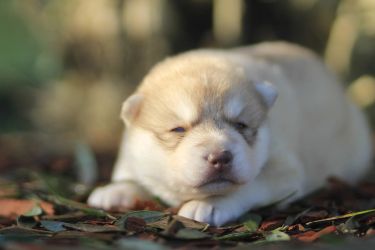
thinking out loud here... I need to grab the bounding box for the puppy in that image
[88,42,373,226]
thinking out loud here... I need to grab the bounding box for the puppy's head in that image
[122,51,277,199]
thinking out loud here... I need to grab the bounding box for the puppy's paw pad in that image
[87,182,146,210]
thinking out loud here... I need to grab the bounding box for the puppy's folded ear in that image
[121,94,143,126]
[254,81,278,108]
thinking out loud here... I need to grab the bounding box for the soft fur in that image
[88,42,373,226]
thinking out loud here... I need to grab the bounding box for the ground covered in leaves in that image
[0,143,374,249]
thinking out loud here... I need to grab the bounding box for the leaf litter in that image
[0,150,374,249]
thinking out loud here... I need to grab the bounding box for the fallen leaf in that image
[133,199,164,211]
[64,222,122,233]
[123,217,147,232]
[0,199,53,219]
[40,220,66,232]
[0,225,52,237]
[46,195,115,219]
[263,229,290,242]
[336,215,361,234]
[146,216,171,230]
[23,204,43,217]
[214,231,252,241]
[172,215,209,230]
[116,238,169,250]
[16,203,45,228]
[286,223,305,234]
[242,213,262,232]
[205,226,231,235]
[53,230,115,242]
[306,209,375,226]
[41,212,90,222]
[117,210,167,225]
[16,215,38,229]
[163,218,184,235]
[174,228,210,239]
[294,225,337,242]
[149,214,210,233]
[259,219,284,231]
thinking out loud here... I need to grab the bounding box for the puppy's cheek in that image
[230,128,268,182]
[171,144,208,187]
[231,148,254,182]
[218,131,250,181]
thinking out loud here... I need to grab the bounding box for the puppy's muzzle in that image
[206,150,233,172]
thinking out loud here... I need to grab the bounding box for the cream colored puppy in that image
[88,42,373,226]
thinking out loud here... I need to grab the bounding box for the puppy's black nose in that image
[207,150,233,170]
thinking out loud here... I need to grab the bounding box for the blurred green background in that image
[0,0,374,161]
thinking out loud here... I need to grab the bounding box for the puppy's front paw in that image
[178,199,236,226]
[88,182,150,210]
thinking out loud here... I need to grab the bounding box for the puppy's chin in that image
[194,178,242,195]
[190,167,246,193]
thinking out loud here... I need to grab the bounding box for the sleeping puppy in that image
[88,42,373,226]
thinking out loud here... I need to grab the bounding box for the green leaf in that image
[63,223,122,233]
[116,210,167,227]
[0,226,52,238]
[16,202,43,228]
[41,212,87,222]
[214,232,251,241]
[242,213,262,232]
[23,204,43,217]
[116,238,170,250]
[264,229,290,242]
[244,221,259,233]
[45,195,115,219]
[253,229,290,244]
[172,215,210,230]
[40,220,66,233]
[175,228,210,239]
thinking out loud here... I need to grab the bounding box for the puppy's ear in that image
[254,81,278,108]
[121,94,143,126]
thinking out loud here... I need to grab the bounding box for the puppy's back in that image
[233,42,373,190]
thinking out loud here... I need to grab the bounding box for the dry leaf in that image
[259,219,284,231]
[124,217,147,232]
[294,225,337,242]
[0,199,54,219]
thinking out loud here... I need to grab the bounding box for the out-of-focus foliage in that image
[0,0,374,153]
[0,1,55,87]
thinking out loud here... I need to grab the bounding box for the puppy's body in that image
[89,42,373,226]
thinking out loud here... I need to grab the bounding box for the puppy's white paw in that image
[178,199,237,226]
[88,182,150,210]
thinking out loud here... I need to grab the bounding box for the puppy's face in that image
[122,52,277,199]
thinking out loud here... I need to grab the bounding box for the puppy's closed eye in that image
[233,122,248,130]
[170,127,186,133]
